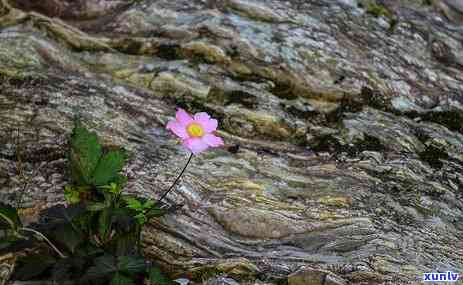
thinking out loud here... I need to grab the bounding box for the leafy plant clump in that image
[0,121,173,285]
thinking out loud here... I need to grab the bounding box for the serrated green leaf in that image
[117,255,146,274]
[91,150,126,186]
[0,202,21,230]
[69,124,102,185]
[111,272,135,285]
[148,266,173,285]
[124,197,143,211]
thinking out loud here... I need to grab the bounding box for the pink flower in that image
[166,109,224,154]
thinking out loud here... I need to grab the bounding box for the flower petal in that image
[194,112,210,122]
[176,108,193,125]
[202,134,224,147]
[204,119,218,133]
[166,121,189,139]
[194,112,218,132]
[183,138,210,154]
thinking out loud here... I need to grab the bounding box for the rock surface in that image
[1,0,463,284]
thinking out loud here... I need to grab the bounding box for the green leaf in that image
[99,182,121,194]
[148,266,173,285]
[51,257,86,282]
[81,255,117,281]
[14,254,56,280]
[71,210,95,236]
[64,185,81,204]
[143,200,155,209]
[117,255,146,274]
[69,124,102,185]
[50,224,83,254]
[124,197,143,211]
[114,174,128,188]
[98,208,112,241]
[110,231,138,256]
[74,242,104,258]
[0,202,21,230]
[111,207,137,232]
[111,272,135,285]
[91,150,127,186]
[133,213,147,225]
[38,204,87,238]
[87,202,107,212]
[146,206,167,219]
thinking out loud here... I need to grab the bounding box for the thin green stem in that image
[136,223,142,255]
[157,153,193,204]
[20,227,67,258]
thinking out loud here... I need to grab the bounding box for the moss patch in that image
[187,259,258,282]
[358,1,393,19]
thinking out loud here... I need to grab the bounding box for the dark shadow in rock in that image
[422,109,463,133]
[418,145,449,169]
[360,86,390,111]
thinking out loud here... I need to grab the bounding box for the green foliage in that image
[64,185,80,204]
[67,121,127,203]
[361,1,394,20]
[4,121,173,285]
[50,223,83,253]
[92,150,127,186]
[69,122,102,185]
[14,255,57,280]
[124,197,166,225]
[100,182,124,195]
[117,255,146,274]
[149,266,174,285]
[112,272,135,285]
[81,254,146,283]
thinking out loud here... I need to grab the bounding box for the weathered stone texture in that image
[1,0,463,284]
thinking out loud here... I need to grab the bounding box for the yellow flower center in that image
[186,123,205,138]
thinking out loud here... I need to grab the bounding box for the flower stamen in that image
[186,123,204,138]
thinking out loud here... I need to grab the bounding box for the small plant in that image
[124,197,159,226]
[1,121,170,284]
[66,121,128,201]
[1,109,225,285]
